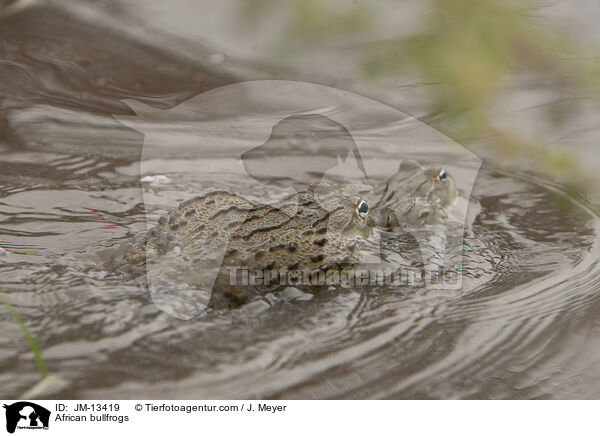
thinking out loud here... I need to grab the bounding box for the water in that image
[1,2,600,399]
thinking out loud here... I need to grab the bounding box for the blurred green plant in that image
[361,0,597,182]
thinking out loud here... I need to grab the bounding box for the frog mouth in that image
[384,212,399,228]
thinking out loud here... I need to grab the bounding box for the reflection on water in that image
[1,2,600,399]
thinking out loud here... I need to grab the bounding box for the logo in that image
[116,80,481,319]
[3,402,50,433]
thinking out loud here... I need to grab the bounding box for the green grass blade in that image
[0,293,47,377]
[20,375,63,400]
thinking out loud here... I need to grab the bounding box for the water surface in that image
[1,2,600,399]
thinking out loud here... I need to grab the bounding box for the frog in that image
[113,184,375,309]
[336,160,457,228]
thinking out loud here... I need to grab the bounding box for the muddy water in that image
[1,3,600,399]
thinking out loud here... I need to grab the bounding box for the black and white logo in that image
[3,402,50,434]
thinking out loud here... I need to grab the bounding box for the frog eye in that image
[356,200,369,219]
[438,169,448,182]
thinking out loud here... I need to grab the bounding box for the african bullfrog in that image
[336,159,457,228]
[113,160,457,309]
